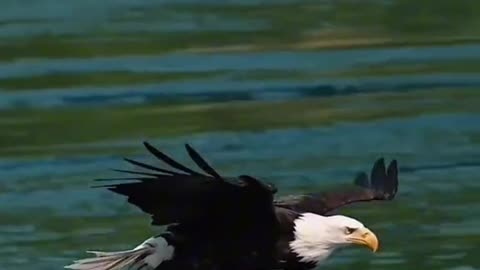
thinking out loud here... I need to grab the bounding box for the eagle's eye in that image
[345,227,357,235]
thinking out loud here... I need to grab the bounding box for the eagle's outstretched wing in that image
[273,158,398,215]
[95,142,276,230]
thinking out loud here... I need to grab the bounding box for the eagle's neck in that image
[288,213,339,264]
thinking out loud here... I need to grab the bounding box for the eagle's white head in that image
[290,213,379,265]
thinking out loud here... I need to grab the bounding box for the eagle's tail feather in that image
[64,236,174,270]
[65,248,148,270]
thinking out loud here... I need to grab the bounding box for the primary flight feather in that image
[65,142,399,270]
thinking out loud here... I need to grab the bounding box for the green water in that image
[0,1,479,269]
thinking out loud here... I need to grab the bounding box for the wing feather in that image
[143,142,203,176]
[185,144,223,179]
[353,172,369,187]
[110,169,164,178]
[274,158,399,215]
[94,142,275,228]
[123,158,179,176]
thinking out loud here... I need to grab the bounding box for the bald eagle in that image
[65,142,398,270]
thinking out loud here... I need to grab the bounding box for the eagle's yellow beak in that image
[348,227,379,252]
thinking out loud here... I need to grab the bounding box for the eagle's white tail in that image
[65,236,174,270]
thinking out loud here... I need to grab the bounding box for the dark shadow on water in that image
[3,73,480,109]
[400,161,480,173]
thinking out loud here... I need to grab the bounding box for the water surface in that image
[0,1,479,270]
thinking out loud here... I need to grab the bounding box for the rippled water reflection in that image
[1,1,479,270]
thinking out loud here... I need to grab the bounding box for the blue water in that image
[1,45,480,109]
[0,1,480,270]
